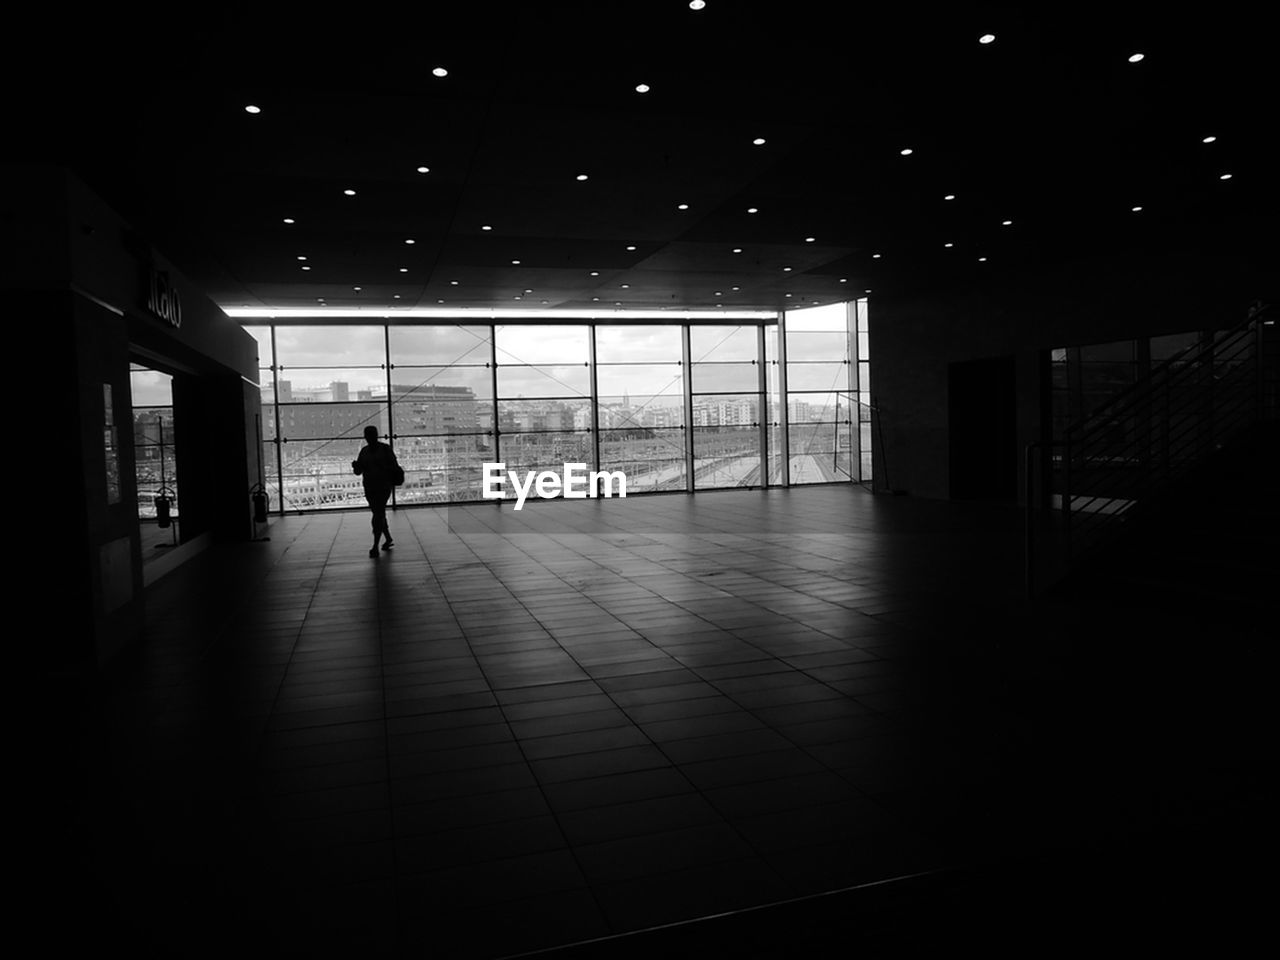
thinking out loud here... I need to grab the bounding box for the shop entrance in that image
[129,362,180,567]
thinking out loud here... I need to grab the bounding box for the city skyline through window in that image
[244,304,870,513]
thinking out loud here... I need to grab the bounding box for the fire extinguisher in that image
[251,485,269,524]
[155,484,175,528]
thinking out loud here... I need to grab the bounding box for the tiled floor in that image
[50,486,1266,955]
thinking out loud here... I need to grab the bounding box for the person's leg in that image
[368,489,389,557]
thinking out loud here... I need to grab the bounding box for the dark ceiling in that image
[11,3,1277,315]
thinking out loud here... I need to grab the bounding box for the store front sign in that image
[144,267,183,328]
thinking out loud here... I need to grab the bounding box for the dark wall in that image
[871,253,1267,501]
[4,166,261,666]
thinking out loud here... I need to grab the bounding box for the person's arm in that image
[352,449,364,475]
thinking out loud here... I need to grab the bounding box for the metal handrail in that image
[1027,305,1271,598]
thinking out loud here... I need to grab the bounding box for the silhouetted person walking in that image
[352,425,401,557]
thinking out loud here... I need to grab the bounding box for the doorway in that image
[130,363,180,566]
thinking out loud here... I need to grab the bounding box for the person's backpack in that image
[387,447,405,486]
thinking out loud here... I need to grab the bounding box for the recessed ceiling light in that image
[589,271,599,276]
[839,278,847,283]
[344,189,356,196]
[432,66,448,77]
[481,224,493,231]
[450,280,459,286]
[1001,220,1013,226]
[394,295,401,299]
[541,300,549,305]
[872,253,882,259]
[978,257,988,262]
[514,296,522,300]
[621,284,630,288]
[417,166,430,174]
[635,83,650,93]
[783,267,792,272]
[1128,53,1144,63]
[592,297,600,302]
[316,298,325,302]
[900,148,913,156]
[785,293,793,298]
[524,289,533,294]
[282,218,295,224]
[244,104,261,114]
[405,239,416,244]
[399,267,408,273]
[944,194,956,200]
[944,242,954,248]
[354,286,362,291]
[615,302,622,306]
[1220,173,1233,180]
[732,248,743,254]
[747,207,759,213]
[753,137,766,146]
[1202,135,1217,144]
[626,245,636,250]
[301,266,311,271]
[805,237,816,243]
[715,291,722,296]
[865,289,872,294]
[511,259,521,264]
[297,256,307,261]
[677,203,689,210]
[979,34,995,44]
[1131,206,1143,212]
[576,174,589,181]
[732,286,740,291]
[689,0,706,9]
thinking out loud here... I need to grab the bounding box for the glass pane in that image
[274,325,386,369]
[389,325,491,366]
[690,326,758,362]
[279,438,368,510]
[692,363,758,392]
[786,331,849,361]
[495,325,589,364]
[275,372,386,403]
[786,303,847,332]
[596,363,683,400]
[693,426,761,489]
[1150,331,1199,363]
[396,434,494,504]
[276,401,385,441]
[787,393,850,422]
[499,399,594,432]
[786,362,850,392]
[391,369,492,401]
[595,325,681,362]
[498,431,594,474]
[789,422,853,484]
[497,364,591,398]
[1081,341,1134,363]
[394,399,490,436]
[599,428,687,492]
[598,394,684,428]
[691,394,760,426]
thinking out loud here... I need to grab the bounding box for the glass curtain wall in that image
[782,300,872,484]
[246,307,867,513]
[596,326,687,491]
[495,325,594,481]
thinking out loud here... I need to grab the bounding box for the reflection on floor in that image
[51,487,1265,955]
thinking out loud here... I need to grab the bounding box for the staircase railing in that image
[1026,302,1277,598]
